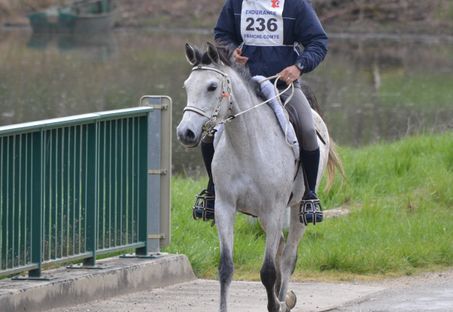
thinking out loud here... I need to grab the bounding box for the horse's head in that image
[176,42,233,148]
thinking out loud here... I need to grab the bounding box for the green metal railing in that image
[0,96,171,278]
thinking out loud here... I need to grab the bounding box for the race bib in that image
[241,0,285,46]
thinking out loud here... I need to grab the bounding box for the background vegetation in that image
[167,133,453,281]
[1,0,452,34]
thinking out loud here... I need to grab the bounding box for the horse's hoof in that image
[285,290,297,310]
[278,303,288,312]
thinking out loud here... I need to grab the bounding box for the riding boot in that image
[193,140,216,221]
[299,148,323,225]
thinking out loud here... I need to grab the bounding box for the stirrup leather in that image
[192,190,215,221]
[299,198,323,225]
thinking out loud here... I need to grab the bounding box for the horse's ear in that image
[185,43,200,66]
[206,42,220,64]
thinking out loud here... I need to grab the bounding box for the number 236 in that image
[245,17,278,32]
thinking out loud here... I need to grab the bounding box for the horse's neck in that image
[222,70,274,155]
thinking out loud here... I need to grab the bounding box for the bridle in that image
[183,65,235,136]
[183,65,294,136]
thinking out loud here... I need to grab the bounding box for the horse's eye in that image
[207,83,218,92]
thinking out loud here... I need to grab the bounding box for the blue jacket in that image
[214,0,328,77]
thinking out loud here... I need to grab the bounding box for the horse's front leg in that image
[216,200,236,312]
[260,213,287,312]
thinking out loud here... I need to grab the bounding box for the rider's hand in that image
[278,65,301,85]
[233,48,249,65]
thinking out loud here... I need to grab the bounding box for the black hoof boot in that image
[299,191,323,225]
[192,189,215,221]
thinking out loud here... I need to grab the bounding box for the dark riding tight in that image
[280,82,319,152]
[281,82,320,193]
[201,140,215,195]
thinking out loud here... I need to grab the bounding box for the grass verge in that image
[165,132,453,281]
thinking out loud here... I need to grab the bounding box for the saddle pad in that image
[252,76,299,159]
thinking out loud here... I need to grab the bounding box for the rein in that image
[184,65,294,135]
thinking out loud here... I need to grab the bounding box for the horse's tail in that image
[325,138,345,191]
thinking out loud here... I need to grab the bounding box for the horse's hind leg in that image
[216,202,236,312]
[278,204,306,306]
[275,233,285,297]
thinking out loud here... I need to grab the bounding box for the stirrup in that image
[299,196,323,225]
[192,189,215,221]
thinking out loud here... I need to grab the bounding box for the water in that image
[1,28,452,174]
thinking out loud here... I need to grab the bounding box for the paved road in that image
[48,270,453,312]
[333,271,453,312]
[47,279,383,312]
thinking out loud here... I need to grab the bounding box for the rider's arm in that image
[294,0,328,74]
[214,0,241,47]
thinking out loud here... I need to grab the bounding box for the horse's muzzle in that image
[176,122,202,148]
[177,127,197,147]
[177,108,209,148]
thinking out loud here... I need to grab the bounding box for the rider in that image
[193,0,328,225]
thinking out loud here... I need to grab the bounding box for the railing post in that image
[83,124,98,266]
[29,132,43,278]
[146,98,162,253]
[138,96,172,255]
[158,97,171,249]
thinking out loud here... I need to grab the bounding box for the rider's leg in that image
[201,139,215,196]
[281,82,323,224]
[193,136,216,221]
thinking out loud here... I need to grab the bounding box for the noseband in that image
[183,66,235,135]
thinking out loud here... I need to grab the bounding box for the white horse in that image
[177,43,342,312]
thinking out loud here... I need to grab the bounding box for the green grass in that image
[166,132,453,281]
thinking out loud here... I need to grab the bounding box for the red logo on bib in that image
[271,0,280,8]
